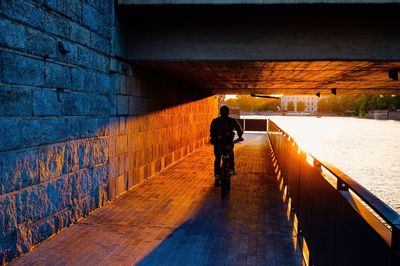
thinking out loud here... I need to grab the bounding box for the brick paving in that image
[12,133,302,266]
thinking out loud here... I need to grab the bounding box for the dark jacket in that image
[210,116,243,146]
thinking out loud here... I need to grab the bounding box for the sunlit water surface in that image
[242,115,400,214]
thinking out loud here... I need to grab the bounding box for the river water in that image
[242,115,400,214]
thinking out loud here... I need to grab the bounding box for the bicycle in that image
[220,138,243,199]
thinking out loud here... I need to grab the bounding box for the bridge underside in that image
[138,61,400,95]
[118,4,400,95]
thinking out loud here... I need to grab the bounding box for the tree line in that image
[226,94,400,117]
[317,95,400,117]
[225,95,280,112]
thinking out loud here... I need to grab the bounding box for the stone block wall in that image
[0,0,218,263]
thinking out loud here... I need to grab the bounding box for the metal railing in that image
[237,118,267,131]
[267,119,400,266]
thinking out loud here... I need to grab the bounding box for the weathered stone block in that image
[99,0,112,15]
[109,58,118,73]
[109,157,118,179]
[126,116,141,133]
[76,46,93,69]
[139,165,145,183]
[117,95,129,115]
[126,152,134,172]
[86,0,100,10]
[135,149,145,168]
[82,3,110,37]
[45,62,71,89]
[21,118,65,148]
[77,137,108,170]
[61,118,80,141]
[0,86,32,116]
[33,89,61,116]
[61,92,91,116]
[0,195,18,239]
[43,0,58,11]
[0,235,18,263]
[91,164,109,206]
[132,168,140,187]
[109,117,119,136]
[127,168,135,189]
[96,72,111,94]
[115,174,126,196]
[63,142,78,175]
[67,0,83,20]
[79,118,99,138]
[90,94,111,116]
[16,176,71,225]
[0,119,22,152]
[108,137,116,157]
[77,46,109,73]
[1,52,44,86]
[71,68,97,93]
[82,3,99,30]
[97,117,111,136]
[26,28,57,59]
[39,144,65,182]
[0,0,45,30]
[78,140,90,169]
[107,175,116,200]
[109,95,117,116]
[45,12,70,38]
[90,32,110,54]
[119,155,126,177]
[119,117,126,135]
[56,41,77,64]
[0,149,39,195]
[0,17,25,51]
[90,138,109,166]
[116,135,128,155]
[46,0,82,23]
[92,52,110,73]
[70,22,91,46]
[45,176,71,213]
[71,169,92,200]
[110,74,121,93]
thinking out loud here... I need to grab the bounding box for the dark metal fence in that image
[268,119,400,266]
[237,119,267,131]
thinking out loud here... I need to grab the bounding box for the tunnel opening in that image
[2,0,400,264]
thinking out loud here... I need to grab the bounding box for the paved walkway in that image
[12,134,302,266]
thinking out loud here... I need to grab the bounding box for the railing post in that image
[392,224,400,251]
[337,179,348,191]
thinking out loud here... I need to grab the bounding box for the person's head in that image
[220,105,229,117]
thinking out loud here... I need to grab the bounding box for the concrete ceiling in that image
[120,4,400,95]
[139,61,400,95]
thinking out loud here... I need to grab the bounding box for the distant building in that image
[281,95,319,113]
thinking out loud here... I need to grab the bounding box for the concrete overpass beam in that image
[118,5,400,61]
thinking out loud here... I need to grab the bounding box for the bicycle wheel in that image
[225,160,231,194]
[221,162,228,198]
[227,174,231,193]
